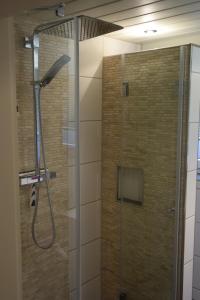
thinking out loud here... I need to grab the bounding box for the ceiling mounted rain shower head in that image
[34,15,123,41]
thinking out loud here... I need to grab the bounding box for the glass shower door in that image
[118,48,181,300]
[16,15,80,300]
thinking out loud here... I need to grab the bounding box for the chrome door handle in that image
[168,207,175,213]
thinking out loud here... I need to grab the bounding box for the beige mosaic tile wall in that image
[15,16,75,300]
[101,47,189,300]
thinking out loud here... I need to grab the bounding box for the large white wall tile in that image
[104,37,141,56]
[81,200,101,244]
[82,276,101,300]
[191,46,200,74]
[79,37,103,78]
[81,239,101,284]
[193,256,200,289]
[80,162,101,205]
[68,208,77,251]
[185,170,197,218]
[184,216,195,264]
[196,188,200,222]
[183,260,193,300]
[193,288,200,300]
[187,122,199,171]
[68,166,76,210]
[189,72,200,123]
[80,121,101,164]
[80,77,102,121]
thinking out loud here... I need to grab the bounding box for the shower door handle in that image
[168,207,176,214]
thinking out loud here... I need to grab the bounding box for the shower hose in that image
[32,88,56,249]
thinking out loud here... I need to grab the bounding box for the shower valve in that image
[19,169,56,186]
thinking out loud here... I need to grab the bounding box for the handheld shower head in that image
[40,54,70,88]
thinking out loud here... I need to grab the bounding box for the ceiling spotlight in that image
[144,29,157,34]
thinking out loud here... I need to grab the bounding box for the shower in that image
[31,54,71,249]
[24,15,123,249]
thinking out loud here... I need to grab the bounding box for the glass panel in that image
[119,49,180,300]
[16,15,80,300]
[102,47,185,300]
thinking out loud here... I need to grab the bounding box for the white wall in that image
[142,31,200,50]
[68,36,139,300]
[183,46,200,300]
[104,37,141,56]
[0,17,22,300]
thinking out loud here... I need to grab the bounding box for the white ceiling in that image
[60,0,200,43]
[9,0,200,43]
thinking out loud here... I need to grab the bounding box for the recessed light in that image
[144,29,157,34]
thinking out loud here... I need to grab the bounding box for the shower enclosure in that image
[15,7,197,300]
[16,13,122,300]
[17,15,81,299]
[101,46,190,300]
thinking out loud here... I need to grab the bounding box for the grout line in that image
[81,237,101,248]
[69,237,101,253]
[79,75,102,80]
[186,215,195,220]
[184,258,193,265]
[187,168,198,172]
[82,274,101,287]
[68,198,102,211]
[66,160,101,168]
[81,198,101,207]
[80,160,101,166]
[188,121,200,124]
[191,71,200,75]
[80,119,102,122]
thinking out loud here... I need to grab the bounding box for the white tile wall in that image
[104,37,141,56]
[68,208,77,251]
[79,37,103,78]
[82,276,101,300]
[68,166,76,209]
[80,162,101,205]
[81,239,101,284]
[187,122,199,171]
[183,260,193,300]
[184,216,195,264]
[80,77,102,121]
[189,72,200,123]
[78,36,103,298]
[80,121,101,164]
[191,46,200,74]
[185,171,197,218]
[185,46,200,300]
[81,200,101,244]
[76,36,140,298]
